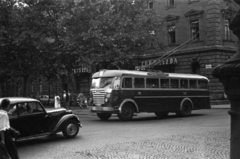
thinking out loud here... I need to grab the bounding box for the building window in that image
[190,20,199,40]
[168,25,176,44]
[168,0,174,6]
[225,19,231,40]
[191,61,200,74]
[148,2,153,9]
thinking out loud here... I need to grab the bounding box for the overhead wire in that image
[144,31,207,69]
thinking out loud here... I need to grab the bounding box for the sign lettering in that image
[141,58,178,67]
[72,67,91,74]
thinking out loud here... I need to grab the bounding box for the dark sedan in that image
[0,97,82,140]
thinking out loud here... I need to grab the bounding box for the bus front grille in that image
[93,92,105,106]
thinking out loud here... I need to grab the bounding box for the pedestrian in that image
[35,92,40,101]
[54,94,61,108]
[68,90,72,107]
[77,93,86,108]
[62,90,69,109]
[0,98,20,159]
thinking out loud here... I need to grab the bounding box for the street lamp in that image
[212,1,240,159]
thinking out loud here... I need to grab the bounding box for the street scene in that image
[17,106,230,159]
[1,0,240,159]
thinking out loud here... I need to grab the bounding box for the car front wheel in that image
[62,120,79,138]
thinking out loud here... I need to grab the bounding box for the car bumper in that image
[90,106,118,113]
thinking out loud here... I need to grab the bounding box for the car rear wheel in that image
[97,113,112,120]
[155,112,168,118]
[118,103,134,121]
[62,120,79,138]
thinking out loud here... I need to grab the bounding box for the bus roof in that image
[92,70,208,80]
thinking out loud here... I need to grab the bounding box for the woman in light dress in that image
[54,94,61,108]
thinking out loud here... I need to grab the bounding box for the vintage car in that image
[0,97,82,140]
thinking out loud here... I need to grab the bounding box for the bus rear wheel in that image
[97,113,112,120]
[118,103,134,121]
[155,112,168,118]
[177,101,192,117]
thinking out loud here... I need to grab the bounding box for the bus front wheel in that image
[97,113,112,120]
[177,101,192,117]
[118,103,134,121]
[155,112,168,118]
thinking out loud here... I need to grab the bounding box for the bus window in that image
[122,78,132,88]
[161,79,169,88]
[189,80,197,89]
[134,78,145,88]
[146,78,159,88]
[198,80,208,89]
[91,77,113,89]
[170,79,179,88]
[180,79,188,89]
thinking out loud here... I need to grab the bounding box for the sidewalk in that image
[211,104,230,109]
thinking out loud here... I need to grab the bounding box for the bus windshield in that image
[91,77,113,89]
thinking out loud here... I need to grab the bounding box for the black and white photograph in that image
[0,0,240,158]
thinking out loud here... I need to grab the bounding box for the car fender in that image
[51,114,81,134]
[119,99,139,113]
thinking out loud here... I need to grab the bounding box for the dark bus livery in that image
[89,69,211,121]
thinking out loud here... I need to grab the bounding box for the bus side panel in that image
[191,97,211,110]
[188,90,211,110]
[134,90,183,112]
[119,90,136,107]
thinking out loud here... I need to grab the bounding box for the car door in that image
[21,102,53,136]
[9,103,32,137]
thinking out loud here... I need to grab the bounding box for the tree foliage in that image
[0,0,164,96]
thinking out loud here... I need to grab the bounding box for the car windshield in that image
[91,77,113,89]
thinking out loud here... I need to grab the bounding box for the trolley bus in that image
[89,69,211,121]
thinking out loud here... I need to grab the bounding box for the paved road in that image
[17,107,230,159]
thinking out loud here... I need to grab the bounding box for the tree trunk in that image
[68,73,77,107]
[23,76,28,97]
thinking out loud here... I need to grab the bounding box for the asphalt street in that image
[18,104,231,159]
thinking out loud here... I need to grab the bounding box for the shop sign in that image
[205,64,212,69]
[72,67,91,74]
[141,58,178,67]
[135,66,146,71]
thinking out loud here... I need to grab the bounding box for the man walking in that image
[62,90,70,109]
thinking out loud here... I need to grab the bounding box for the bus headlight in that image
[104,98,108,103]
[104,93,111,103]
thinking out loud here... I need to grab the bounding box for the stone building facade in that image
[134,0,238,101]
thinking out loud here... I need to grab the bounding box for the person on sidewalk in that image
[54,94,61,108]
[77,93,86,108]
[0,98,20,159]
[62,90,70,110]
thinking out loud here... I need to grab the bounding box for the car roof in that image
[0,97,39,105]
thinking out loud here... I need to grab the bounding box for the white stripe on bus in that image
[134,96,210,98]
